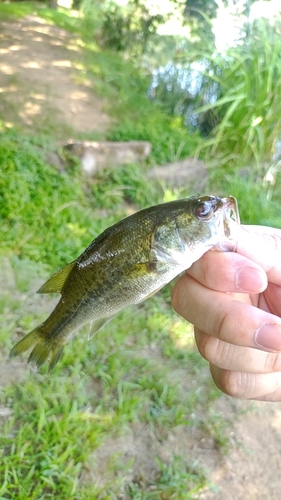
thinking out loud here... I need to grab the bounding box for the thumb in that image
[237,225,281,284]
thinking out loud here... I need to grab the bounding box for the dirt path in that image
[197,398,281,499]
[1,15,281,499]
[0,15,110,135]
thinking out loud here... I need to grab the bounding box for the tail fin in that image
[9,328,64,373]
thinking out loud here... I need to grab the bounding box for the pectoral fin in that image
[87,316,115,340]
[38,262,76,294]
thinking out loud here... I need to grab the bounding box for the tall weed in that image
[195,18,281,167]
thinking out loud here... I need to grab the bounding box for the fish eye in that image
[194,201,214,220]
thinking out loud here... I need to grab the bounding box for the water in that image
[149,60,221,135]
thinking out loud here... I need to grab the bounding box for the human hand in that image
[171,225,281,401]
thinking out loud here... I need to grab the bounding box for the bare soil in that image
[1,15,281,500]
[0,15,110,135]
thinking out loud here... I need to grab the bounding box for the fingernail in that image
[255,324,281,351]
[235,266,266,292]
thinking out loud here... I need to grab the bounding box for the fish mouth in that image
[221,196,240,225]
[215,196,240,252]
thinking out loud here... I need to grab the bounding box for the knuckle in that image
[210,339,232,368]
[194,328,211,360]
[218,370,250,399]
[264,352,281,373]
[209,300,241,344]
[208,303,231,341]
[195,328,225,366]
[218,369,281,399]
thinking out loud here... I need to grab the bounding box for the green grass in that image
[206,163,281,228]
[127,456,207,499]
[1,256,214,498]
[0,2,35,20]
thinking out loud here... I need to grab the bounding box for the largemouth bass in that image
[10,195,239,371]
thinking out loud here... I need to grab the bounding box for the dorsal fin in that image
[37,262,75,294]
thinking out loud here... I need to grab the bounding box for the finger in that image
[171,273,281,352]
[263,282,281,317]
[187,250,267,293]
[210,364,281,401]
[194,328,281,373]
[236,225,281,285]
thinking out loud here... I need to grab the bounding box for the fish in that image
[9,195,239,372]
